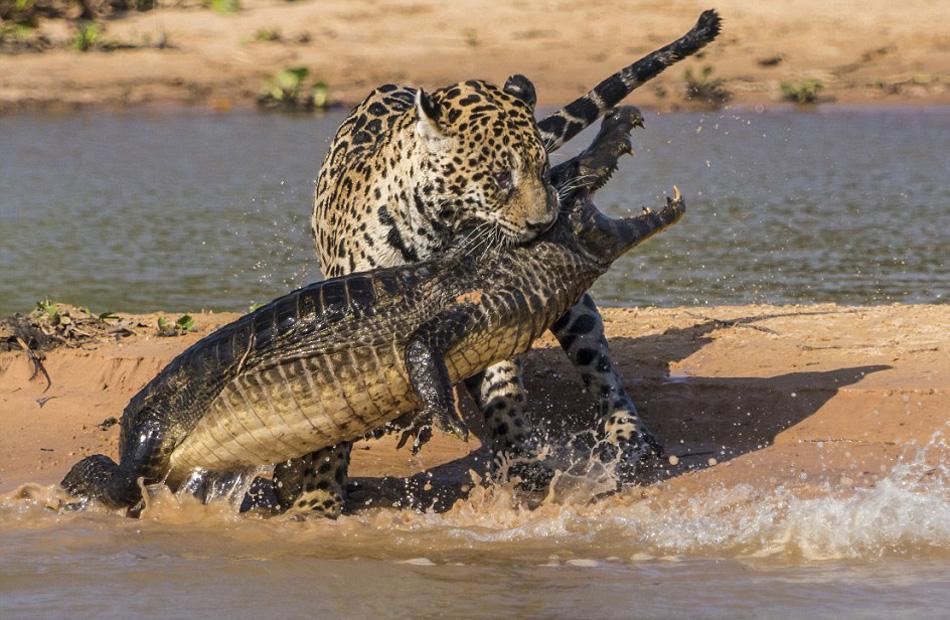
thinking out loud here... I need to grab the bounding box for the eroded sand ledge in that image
[1,304,946,508]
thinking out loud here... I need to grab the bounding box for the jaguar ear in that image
[415,88,443,140]
[503,74,537,109]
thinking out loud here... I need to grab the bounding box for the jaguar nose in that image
[521,178,559,235]
[525,208,557,233]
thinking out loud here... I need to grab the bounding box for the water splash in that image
[3,437,947,564]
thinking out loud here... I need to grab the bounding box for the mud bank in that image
[2,0,949,113]
[1,304,946,512]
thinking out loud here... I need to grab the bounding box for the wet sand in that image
[2,0,949,113]
[1,304,946,509]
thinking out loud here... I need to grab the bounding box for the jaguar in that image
[280,9,722,517]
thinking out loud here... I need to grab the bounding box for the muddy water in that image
[2,108,948,315]
[2,440,949,618]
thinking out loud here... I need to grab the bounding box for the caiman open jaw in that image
[571,185,686,266]
[549,105,645,202]
[544,104,685,265]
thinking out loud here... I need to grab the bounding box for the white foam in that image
[4,437,947,563]
[339,435,950,562]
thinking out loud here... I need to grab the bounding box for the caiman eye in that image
[493,170,513,193]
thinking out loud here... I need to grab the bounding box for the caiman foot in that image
[61,454,141,510]
[395,386,469,454]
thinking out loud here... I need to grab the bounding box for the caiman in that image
[61,106,686,513]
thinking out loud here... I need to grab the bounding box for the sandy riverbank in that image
[2,0,949,113]
[1,304,946,511]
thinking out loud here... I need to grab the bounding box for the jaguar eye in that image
[493,170,513,192]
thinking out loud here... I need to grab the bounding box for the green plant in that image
[683,65,731,108]
[270,66,308,101]
[248,302,265,312]
[258,67,330,112]
[176,314,196,331]
[208,0,240,14]
[268,67,310,101]
[780,79,824,104]
[97,311,119,322]
[157,314,197,336]
[311,80,329,108]
[253,27,281,42]
[4,0,38,28]
[72,21,101,52]
[34,299,60,322]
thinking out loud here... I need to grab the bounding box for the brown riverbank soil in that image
[1,304,946,512]
[2,0,949,113]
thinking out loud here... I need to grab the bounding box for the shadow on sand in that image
[346,310,890,512]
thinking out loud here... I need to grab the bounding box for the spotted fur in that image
[279,10,722,517]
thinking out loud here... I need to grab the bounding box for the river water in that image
[2,107,949,617]
[1,438,948,619]
[1,107,948,314]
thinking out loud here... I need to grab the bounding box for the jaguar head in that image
[413,76,558,246]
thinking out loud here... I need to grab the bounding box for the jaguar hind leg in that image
[551,294,662,481]
[273,443,351,519]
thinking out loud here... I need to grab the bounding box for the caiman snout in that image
[574,186,686,264]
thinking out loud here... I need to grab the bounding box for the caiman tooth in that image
[587,126,638,194]
[587,147,628,193]
[589,164,617,193]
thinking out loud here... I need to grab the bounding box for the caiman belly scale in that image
[170,261,580,475]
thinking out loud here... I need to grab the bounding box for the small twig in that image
[684,312,779,335]
[16,337,52,393]
[672,449,716,457]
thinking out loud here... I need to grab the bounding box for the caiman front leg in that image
[401,310,473,451]
[403,310,552,489]
[246,309,476,518]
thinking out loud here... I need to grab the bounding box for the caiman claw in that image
[396,422,433,455]
[397,385,468,454]
[430,387,469,442]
